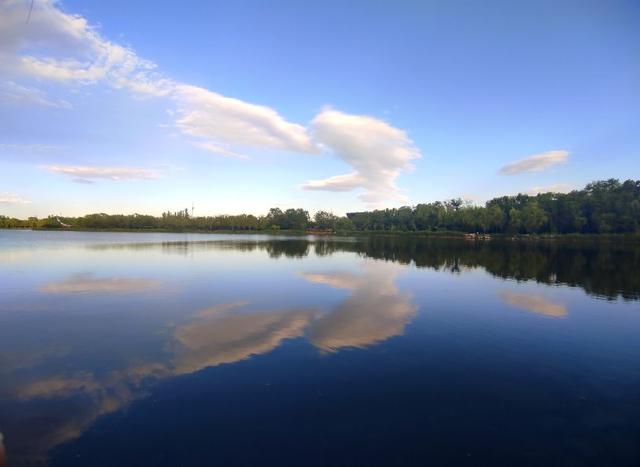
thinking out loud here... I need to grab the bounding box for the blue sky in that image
[1,0,638,217]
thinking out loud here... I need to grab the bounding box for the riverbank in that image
[5,227,638,243]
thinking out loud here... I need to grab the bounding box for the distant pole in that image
[191,202,194,218]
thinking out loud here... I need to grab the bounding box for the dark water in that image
[1,230,639,466]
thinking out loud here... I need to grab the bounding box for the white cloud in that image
[0,0,171,95]
[526,183,573,195]
[191,141,249,160]
[42,165,159,181]
[0,1,317,155]
[0,81,71,108]
[498,150,569,176]
[72,178,95,184]
[302,109,420,207]
[174,84,318,155]
[0,193,31,205]
[301,172,363,192]
[1,1,422,206]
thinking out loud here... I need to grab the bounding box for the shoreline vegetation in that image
[2,228,639,244]
[2,179,639,238]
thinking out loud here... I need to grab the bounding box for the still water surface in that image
[1,230,639,466]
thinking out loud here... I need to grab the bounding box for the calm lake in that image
[1,230,639,466]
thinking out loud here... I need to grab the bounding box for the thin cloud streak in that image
[0,143,61,154]
[498,150,569,176]
[0,193,31,205]
[526,183,573,195]
[0,80,72,109]
[42,165,160,181]
[191,140,249,160]
[72,178,95,184]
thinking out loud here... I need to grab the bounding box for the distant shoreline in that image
[3,180,639,236]
[3,227,639,243]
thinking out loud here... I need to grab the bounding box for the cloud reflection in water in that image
[1,260,416,464]
[172,302,318,374]
[41,273,161,294]
[498,291,567,318]
[304,261,417,352]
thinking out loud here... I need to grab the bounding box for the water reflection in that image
[173,303,318,374]
[1,259,420,464]
[86,239,314,258]
[303,262,417,351]
[498,291,568,318]
[1,232,639,465]
[84,236,640,300]
[41,274,161,294]
[348,237,640,301]
[1,301,320,464]
[1,373,135,466]
[0,433,5,467]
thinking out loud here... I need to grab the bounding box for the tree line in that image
[347,179,640,234]
[1,179,639,234]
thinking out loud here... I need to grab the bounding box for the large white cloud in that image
[0,0,171,95]
[1,0,421,206]
[0,0,317,156]
[173,84,317,156]
[498,150,569,175]
[302,109,421,207]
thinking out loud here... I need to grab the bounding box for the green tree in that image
[521,202,548,233]
[314,211,338,229]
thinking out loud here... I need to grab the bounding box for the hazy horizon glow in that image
[1,0,638,217]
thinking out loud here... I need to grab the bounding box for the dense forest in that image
[1,179,639,234]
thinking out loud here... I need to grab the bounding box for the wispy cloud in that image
[526,183,573,195]
[72,178,95,184]
[0,193,31,205]
[191,140,249,160]
[0,81,71,108]
[498,150,569,176]
[302,173,364,192]
[302,108,421,207]
[42,165,159,181]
